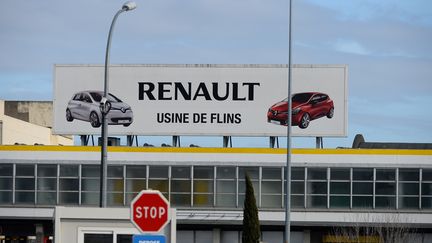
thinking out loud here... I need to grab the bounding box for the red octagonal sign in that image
[130,190,170,233]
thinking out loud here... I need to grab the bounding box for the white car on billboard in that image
[66,91,133,128]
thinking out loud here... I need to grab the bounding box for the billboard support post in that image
[100,1,136,208]
[285,0,293,242]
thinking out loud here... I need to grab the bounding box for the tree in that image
[242,173,261,243]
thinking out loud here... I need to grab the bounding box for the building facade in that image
[0,145,431,243]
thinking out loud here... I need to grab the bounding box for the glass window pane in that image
[421,197,432,209]
[239,167,259,180]
[171,194,191,206]
[399,169,419,181]
[423,169,432,181]
[0,191,12,204]
[15,192,35,204]
[59,178,79,191]
[217,180,235,193]
[217,167,236,179]
[82,192,99,205]
[148,180,168,192]
[194,167,213,179]
[353,168,373,180]
[376,169,395,181]
[60,165,78,177]
[376,196,396,208]
[117,234,132,243]
[126,179,146,192]
[330,182,350,194]
[330,196,350,208]
[291,181,304,194]
[331,168,350,180]
[307,182,327,194]
[126,165,146,178]
[16,164,35,176]
[84,234,113,243]
[0,164,13,176]
[399,183,419,195]
[37,192,56,205]
[216,194,236,207]
[353,182,373,195]
[0,178,12,190]
[399,197,419,209]
[171,180,190,192]
[82,178,100,191]
[172,166,190,179]
[108,179,124,192]
[59,192,78,204]
[193,194,213,207]
[149,166,168,178]
[261,195,282,208]
[308,168,327,180]
[376,182,396,195]
[108,166,123,177]
[291,195,304,208]
[37,164,57,177]
[262,181,282,194]
[107,192,123,206]
[262,168,281,180]
[307,195,326,208]
[82,165,100,177]
[352,196,373,208]
[422,183,432,195]
[291,167,305,180]
[194,180,213,193]
[37,178,56,190]
[16,178,35,190]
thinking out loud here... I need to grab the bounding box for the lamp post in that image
[100,1,137,208]
[285,0,293,242]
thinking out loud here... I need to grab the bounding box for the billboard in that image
[53,64,347,137]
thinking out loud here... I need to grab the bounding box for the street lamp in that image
[100,1,137,208]
[285,0,293,242]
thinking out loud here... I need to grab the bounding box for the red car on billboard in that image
[267,92,334,129]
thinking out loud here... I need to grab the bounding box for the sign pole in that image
[285,0,293,242]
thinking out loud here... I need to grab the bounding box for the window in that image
[37,164,57,205]
[15,164,35,204]
[290,167,305,208]
[352,168,373,208]
[330,168,350,208]
[125,165,146,205]
[216,167,236,207]
[399,169,420,209]
[0,164,13,204]
[422,169,432,209]
[171,166,191,207]
[261,167,282,208]
[148,166,169,199]
[375,169,396,209]
[81,165,100,205]
[107,166,124,206]
[307,168,327,208]
[59,164,79,204]
[193,166,214,207]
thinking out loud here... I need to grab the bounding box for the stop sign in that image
[130,190,170,233]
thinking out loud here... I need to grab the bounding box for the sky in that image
[0,0,431,148]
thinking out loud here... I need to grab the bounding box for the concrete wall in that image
[4,101,53,127]
[0,100,73,145]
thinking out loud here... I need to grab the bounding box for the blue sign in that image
[133,235,166,243]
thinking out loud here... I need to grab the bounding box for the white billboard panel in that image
[53,64,347,137]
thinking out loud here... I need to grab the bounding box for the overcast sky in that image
[0,0,431,148]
